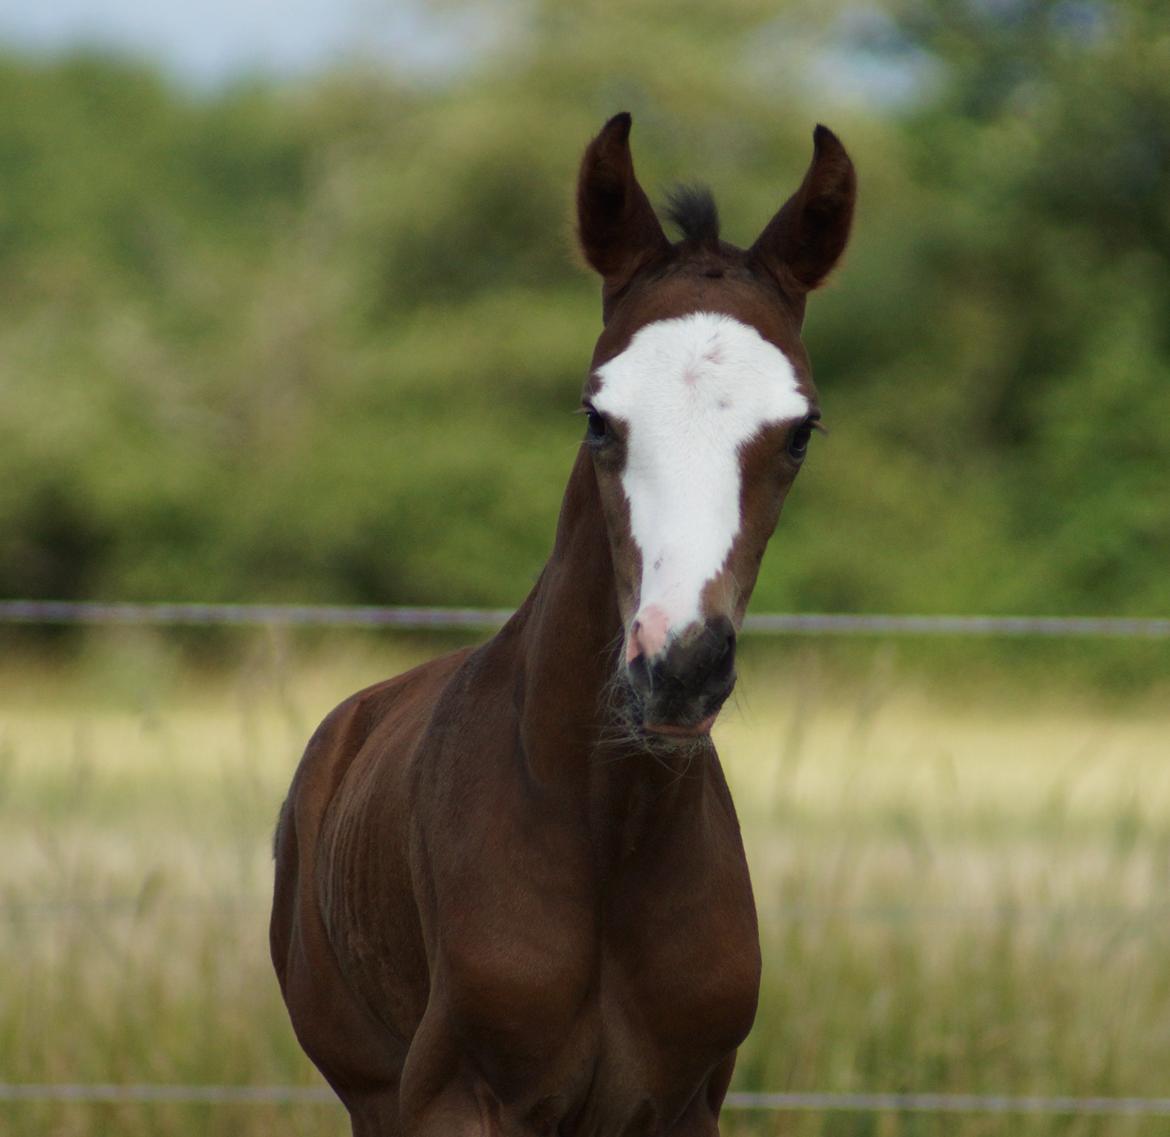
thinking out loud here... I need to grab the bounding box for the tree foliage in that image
[1,1,1166,616]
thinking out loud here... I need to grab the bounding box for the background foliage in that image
[2,0,1166,618]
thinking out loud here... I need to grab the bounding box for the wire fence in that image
[4,1083,1170,1116]
[2,599,1169,638]
[6,894,1170,931]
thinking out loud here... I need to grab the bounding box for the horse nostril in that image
[627,649,651,691]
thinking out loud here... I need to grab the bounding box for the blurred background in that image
[2,1,1168,1135]
[2,0,1167,619]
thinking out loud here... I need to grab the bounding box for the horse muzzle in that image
[625,614,737,736]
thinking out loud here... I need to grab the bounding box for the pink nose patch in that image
[626,604,671,663]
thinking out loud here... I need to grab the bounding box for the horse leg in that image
[664,1053,738,1137]
[396,1004,503,1136]
[401,1083,500,1137]
[343,1086,405,1137]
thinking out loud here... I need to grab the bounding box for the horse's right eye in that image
[585,408,609,445]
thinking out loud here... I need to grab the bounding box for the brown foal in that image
[271,112,855,1136]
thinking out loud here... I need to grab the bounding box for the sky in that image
[0,0,923,111]
[0,0,480,86]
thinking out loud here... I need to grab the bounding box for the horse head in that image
[576,112,855,738]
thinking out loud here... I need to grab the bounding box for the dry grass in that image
[3,631,1169,1136]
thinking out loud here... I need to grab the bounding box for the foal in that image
[271,112,855,1136]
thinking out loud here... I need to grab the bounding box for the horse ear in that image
[749,125,856,296]
[577,112,670,291]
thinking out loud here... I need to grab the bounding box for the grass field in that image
[3,630,1169,1136]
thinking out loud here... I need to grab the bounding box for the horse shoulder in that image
[396,657,598,1082]
[279,648,477,1037]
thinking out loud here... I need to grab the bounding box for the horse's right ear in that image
[577,113,670,294]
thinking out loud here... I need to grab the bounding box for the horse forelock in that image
[664,185,720,247]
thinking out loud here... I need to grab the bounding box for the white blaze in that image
[592,311,808,648]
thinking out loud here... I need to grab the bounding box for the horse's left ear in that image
[577,112,671,297]
[748,125,856,299]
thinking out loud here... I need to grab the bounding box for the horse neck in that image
[507,444,720,852]
[511,445,623,784]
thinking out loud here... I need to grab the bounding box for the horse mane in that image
[664,185,720,246]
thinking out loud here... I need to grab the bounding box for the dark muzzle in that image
[628,615,737,735]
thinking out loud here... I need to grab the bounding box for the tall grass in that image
[2,632,1168,1135]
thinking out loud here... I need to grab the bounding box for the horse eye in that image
[787,420,813,462]
[585,408,609,444]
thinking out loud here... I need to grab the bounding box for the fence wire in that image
[2,600,1169,637]
[4,1084,1170,1115]
[7,895,1170,931]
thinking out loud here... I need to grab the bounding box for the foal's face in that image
[576,114,855,735]
[587,312,814,651]
[584,282,819,735]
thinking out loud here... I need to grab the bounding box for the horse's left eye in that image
[787,420,814,462]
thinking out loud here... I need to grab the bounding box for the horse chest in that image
[598,831,762,1057]
[439,798,760,1130]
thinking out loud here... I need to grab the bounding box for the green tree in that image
[1,0,1165,620]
